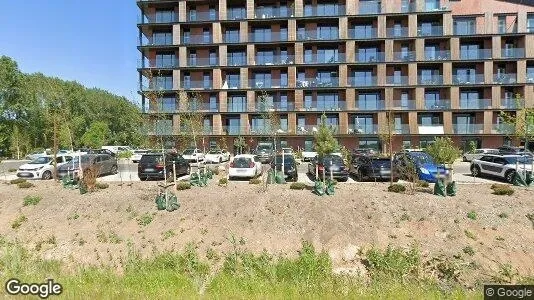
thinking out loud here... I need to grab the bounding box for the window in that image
[226,73,240,88]
[498,16,507,33]
[227,51,246,66]
[225,29,239,43]
[419,22,440,36]
[460,91,481,109]
[425,0,439,11]
[353,115,375,134]
[280,27,288,41]
[280,72,288,87]
[203,28,211,43]
[155,97,176,112]
[203,73,212,89]
[359,138,380,151]
[353,70,375,86]
[227,118,241,135]
[528,14,534,32]
[256,50,274,65]
[317,48,339,63]
[460,44,481,59]
[358,93,381,110]
[316,93,339,110]
[419,113,441,125]
[153,76,173,90]
[280,115,288,131]
[454,18,476,35]
[454,114,475,134]
[209,95,217,112]
[155,52,175,68]
[209,50,217,65]
[304,139,314,151]
[153,31,172,45]
[227,6,246,20]
[253,73,272,88]
[455,68,477,83]
[354,24,375,38]
[155,9,174,23]
[317,25,338,39]
[358,47,379,62]
[189,9,197,21]
[228,95,247,112]
[420,69,440,83]
[253,28,272,42]
[424,91,442,108]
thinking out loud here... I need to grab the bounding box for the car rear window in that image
[233,157,252,168]
[140,155,162,164]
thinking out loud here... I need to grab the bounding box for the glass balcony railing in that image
[202,126,213,135]
[182,35,213,45]
[249,32,288,43]
[393,51,416,62]
[387,27,409,38]
[254,55,294,65]
[349,124,378,134]
[357,101,386,110]
[452,74,485,85]
[188,11,218,22]
[222,126,247,135]
[255,102,295,112]
[138,58,178,68]
[527,74,534,83]
[138,36,173,46]
[394,124,411,134]
[460,49,492,60]
[227,105,249,112]
[417,26,443,36]
[223,34,240,43]
[138,13,177,24]
[391,100,416,110]
[140,81,173,91]
[148,125,173,136]
[297,30,339,41]
[255,7,293,18]
[227,57,247,66]
[187,57,218,67]
[350,76,378,87]
[304,5,345,17]
[453,27,476,35]
[492,124,515,134]
[296,77,340,88]
[302,101,346,111]
[359,1,381,14]
[453,124,484,134]
[178,103,218,112]
[356,52,385,63]
[222,79,240,89]
[348,28,378,39]
[501,98,524,109]
[386,76,409,85]
[418,75,443,85]
[424,99,451,110]
[181,80,212,89]
[296,125,319,135]
[494,73,517,84]
[303,54,345,64]
[501,48,525,58]
[424,50,450,61]
[249,79,289,89]
[226,9,246,20]
[459,99,491,109]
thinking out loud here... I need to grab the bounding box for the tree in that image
[378,110,396,184]
[499,93,534,151]
[314,114,339,157]
[81,121,110,149]
[426,137,462,168]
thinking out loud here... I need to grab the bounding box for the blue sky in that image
[0,0,140,102]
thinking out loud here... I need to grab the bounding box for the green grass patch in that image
[462,246,475,256]
[388,184,406,193]
[249,178,262,184]
[467,211,477,220]
[464,230,477,240]
[18,181,34,189]
[176,182,191,190]
[10,178,26,184]
[95,182,109,189]
[492,185,514,196]
[289,182,306,190]
[137,213,153,226]
[11,215,27,229]
[23,195,42,206]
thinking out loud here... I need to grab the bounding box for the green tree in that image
[81,122,110,149]
[499,93,534,151]
[426,137,462,167]
[314,114,339,157]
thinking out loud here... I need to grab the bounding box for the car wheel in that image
[42,170,52,180]
[139,176,147,181]
[505,170,516,184]
[470,165,481,177]
[110,165,118,174]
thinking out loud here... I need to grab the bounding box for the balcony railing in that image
[494,73,517,84]
[249,79,288,89]
[254,7,293,18]
[459,99,491,109]
[357,101,386,110]
[223,34,240,43]
[356,52,385,63]
[424,50,450,61]
[454,27,476,36]
[255,102,295,112]
[302,101,346,111]
[138,36,173,46]
[492,124,515,134]
[227,105,249,113]
[501,98,524,109]
[138,58,178,69]
[349,124,378,134]
[249,32,288,43]
[387,27,409,38]
[418,75,443,85]
[359,1,381,14]
[178,103,218,112]
[394,124,411,134]
[460,49,492,60]
[393,51,416,62]
[452,74,485,85]
[297,30,339,41]
[452,124,484,134]
[181,80,212,89]
[417,26,443,36]
[350,76,378,87]
[182,34,213,45]
[304,5,345,16]
[227,57,247,66]
[501,48,525,58]
[424,99,451,110]
[303,54,345,64]
[221,80,240,89]
[391,100,416,110]
[296,78,340,88]
[386,76,409,86]
[188,11,218,22]
[249,126,289,135]
[138,13,177,24]
[348,28,378,39]
[222,126,247,135]
[296,125,318,135]
[187,57,218,67]
[226,8,246,20]
[140,82,173,91]
[254,55,294,65]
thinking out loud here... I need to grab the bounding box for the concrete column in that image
[339,17,348,39]
[346,89,355,110]
[415,38,425,61]
[213,114,222,135]
[492,36,501,59]
[295,43,304,64]
[212,23,221,43]
[408,15,418,37]
[218,0,227,20]
[415,87,425,110]
[246,0,254,19]
[295,90,304,110]
[219,91,227,113]
[526,35,534,58]
[443,111,453,135]
[377,64,386,86]
[173,115,180,135]
[288,113,297,134]
[346,41,355,63]
[288,66,296,88]
[385,40,394,62]
[178,2,186,22]
[213,69,222,89]
[492,86,500,109]
[450,87,459,109]
[247,44,255,65]
[517,60,526,84]
[442,14,452,36]
[450,37,459,60]
[442,62,452,85]
[294,0,303,17]
[408,63,418,85]
[179,47,187,67]
[246,91,255,113]
[377,15,387,38]
[240,68,248,89]
[339,65,347,87]
[173,24,181,45]
[172,70,180,90]
[240,22,248,43]
[525,85,534,108]
[483,110,493,134]
[518,11,527,33]
[288,19,297,41]
[409,111,418,134]
[219,45,227,66]
[484,61,493,84]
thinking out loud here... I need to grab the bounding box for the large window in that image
[153,76,173,90]
[425,0,439,11]
[460,91,480,109]
[227,51,246,66]
[358,47,379,62]
[155,97,175,112]
[455,68,477,83]
[316,93,339,110]
[155,10,174,23]
[226,73,240,88]
[419,113,441,125]
[353,70,375,86]
[253,73,272,88]
[358,93,381,110]
[424,91,443,109]
[353,24,375,38]
[256,50,274,65]
[228,95,247,112]
[224,29,239,43]
[227,6,246,20]
[153,31,172,45]
[317,25,338,40]
[155,52,175,68]
[454,18,476,35]
[359,138,380,151]
[528,14,534,32]
[252,28,272,42]
[460,44,481,59]
[353,115,375,134]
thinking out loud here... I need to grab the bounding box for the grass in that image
[462,246,475,256]
[400,213,411,222]
[161,230,175,241]
[289,182,306,190]
[249,178,262,184]
[464,230,477,240]
[176,182,191,190]
[10,178,26,184]
[491,185,514,196]
[137,213,153,226]
[498,212,509,219]
[466,211,477,220]
[23,195,42,206]
[388,184,406,193]
[11,215,27,229]
[95,182,109,189]
[218,178,228,186]
[18,181,34,189]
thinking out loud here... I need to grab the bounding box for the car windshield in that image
[208,150,221,154]
[257,145,272,151]
[409,152,435,165]
[505,156,533,164]
[274,155,295,164]
[29,157,52,164]
[320,155,344,165]
[183,149,195,155]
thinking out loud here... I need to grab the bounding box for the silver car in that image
[57,154,118,178]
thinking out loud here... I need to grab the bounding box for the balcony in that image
[222,125,246,135]
[140,81,173,92]
[255,102,295,112]
[460,49,492,60]
[391,100,416,110]
[226,8,246,20]
[424,99,451,110]
[454,27,476,36]
[417,26,443,36]
[297,30,339,41]
[138,36,173,46]
[304,5,345,17]
[202,126,213,135]
[492,124,515,134]
[254,55,294,65]
[255,7,293,18]
[138,58,178,69]
[452,124,484,134]
[221,79,240,89]
[418,75,443,85]
[359,1,381,14]
[227,105,249,113]
[188,11,218,22]
[350,76,378,87]
[459,99,491,109]
[249,78,288,89]
[296,77,340,88]
[393,51,416,62]
[223,34,240,43]
[138,13,176,24]
[452,74,485,85]
[181,80,212,89]
[249,32,288,43]
[348,28,378,39]
[356,52,385,63]
[386,76,409,86]
[387,27,409,38]
[182,34,213,45]
[501,48,525,58]
[424,50,450,61]
[187,57,218,67]
[394,124,411,134]
[302,101,346,111]
[349,124,378,134]
[417,125,444,134]
[296,125,318,135]
[227,57,247,66]
[501,98,524,109]
[303,54,345,64]
[493,73,517,84]
[357,101,385,110]
[178,103,218,113]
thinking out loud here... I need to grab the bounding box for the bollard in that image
[315,164,318,180]
[330,160,333,181]
[173,162,177,184]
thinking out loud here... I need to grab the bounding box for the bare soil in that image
[0,179,533,284]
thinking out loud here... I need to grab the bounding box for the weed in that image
[365,246,420,279]
[290,182,306,190]
[467,211,477,220]
[11,215,27,229]
[96,230,108,243]
[249,178,262,184]
[454,219,460,224]
[495,236,505,241]
[17,182,34,189]
[464,230,477,240]
[137,213,153,226]
[400,213,411,222]
[498,213,508,219]
[418,217,425,222]
[526,214,534,229]
[108,231,122,244]
[176,182,191,190]
[162,230,175,241]
[206,248,219,261]
[95,182,109,189]
[388,184,406,193]
[491,183,509,190]
[492,263,518,284]
[23,195,41,206]
[492,186,514,196]
[67,213,80,221]
[218,178,228,187]
[10,178,26,184]
[200,228,208,235]
[462,246,475,256]
[416,180,429,188]
[47,235,57,245]
[8,168,17,173]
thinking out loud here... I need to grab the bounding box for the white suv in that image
[471,154,533,183]
[17,155,73,180]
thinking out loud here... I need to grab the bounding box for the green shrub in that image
[366,246,420,279]
[491,183,509,190]
[388,184,406,193]
[416,180,429,188]
[462,246,475,256]
[137,213,153,226]
[249,178,262,184]
[95,182,109,189]
[218,178,228,186]
[23,195,42,206]
[18,182,34,189]
[467,211,477,220]
[8,168,17,173]
[492,186,514,196]
[176,182,191,190]
[10,178,26,185]
[290,182,306,190]
[464,230,477,240]
[212,168,220,175]
[118,151,133,159]
[11,215,27,229]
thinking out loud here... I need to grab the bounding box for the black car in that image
[350,156,396,181]
[138,152,190,181]
[270,154,298,182]
[307,154,349,182]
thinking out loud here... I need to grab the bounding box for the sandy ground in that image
[0,179,532,284]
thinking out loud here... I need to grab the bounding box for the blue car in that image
[393,151,449,183]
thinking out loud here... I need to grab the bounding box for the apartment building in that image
[137,0,534,153]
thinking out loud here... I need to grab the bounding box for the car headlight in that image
[420,167,430,175]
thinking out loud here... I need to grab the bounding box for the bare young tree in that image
[257,90,281,180]
[178,91,207,175]
[378,109,396,185]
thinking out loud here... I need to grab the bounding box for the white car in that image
[182,148,205,162]
[301,151,318,162]
[17,155,73,180]
[204,149,230,164]
[131,149,150,163]
[471,154,533,183]
[228,154,263,179]
[463,148,499,162]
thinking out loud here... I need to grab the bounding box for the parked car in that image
[393,151,448,183]
[57,154,118,178]
[498,146,533,157]
[228,154,262,180]
[204,149,231,164]
[462,148,499,162]
[17,155,73,180]
[308,154,349,182]
[281,148,294,156]
[255,143,274,163]
[101,146,131,154]
[471,154,533,183]
[351,148,377,157]
[350,156,396,182]
[137,152,190,181]
[270,154,298,182]
[301,150,318,162]
[131,149,150,163]
[182,148,205,162]
[25,150,47,161]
